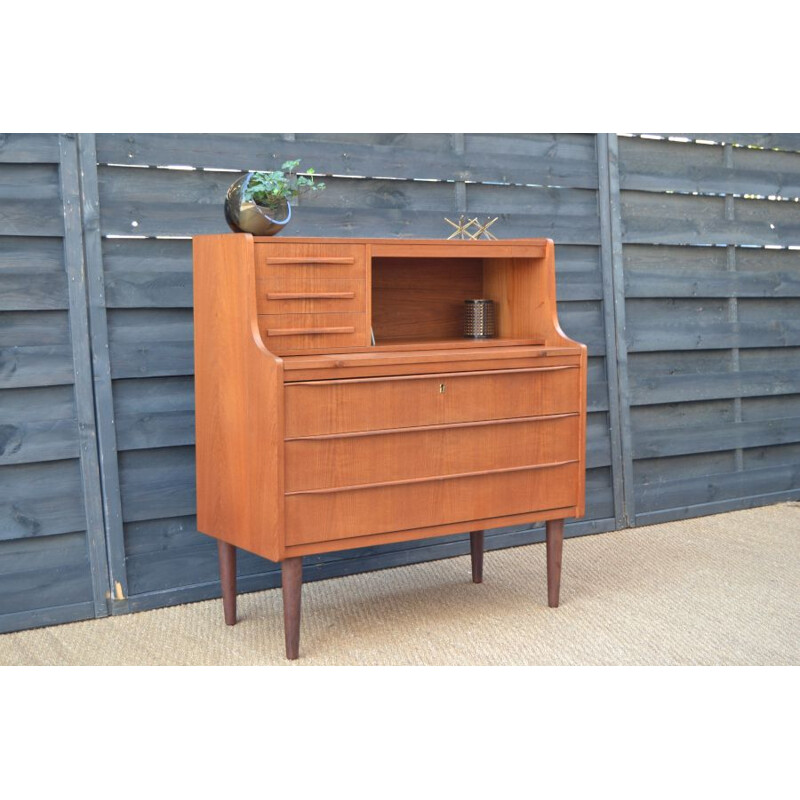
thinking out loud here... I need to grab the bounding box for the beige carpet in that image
[2,503,799,666]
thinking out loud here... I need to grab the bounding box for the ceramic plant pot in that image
[224,172,292,235]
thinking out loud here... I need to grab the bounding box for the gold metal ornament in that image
[444,215,499,240]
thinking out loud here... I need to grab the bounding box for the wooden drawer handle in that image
[267,326,356,337]
[284,412,580,441]
[266,292,356,300]
[290,365,578,386]
[265,257,356,265]
[285,459,579,496]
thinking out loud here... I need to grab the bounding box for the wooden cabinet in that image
[193,235,587,658]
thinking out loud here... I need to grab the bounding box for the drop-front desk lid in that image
[279,339,583,382]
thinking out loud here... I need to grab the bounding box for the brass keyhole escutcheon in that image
[439,383,446,393]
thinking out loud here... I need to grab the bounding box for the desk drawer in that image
[259,312,368,353]
[255,243,366,280]
[285,461,578,546]
[257,276,365,315]
[284,366,580,437]
[285,414,579,492]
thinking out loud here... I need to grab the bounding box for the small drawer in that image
[256,277,365,314]
[255,243,366,280]
[285,414,580,492]
[259,312,368,353]
[285,461,579,545]
[285,365,580,437]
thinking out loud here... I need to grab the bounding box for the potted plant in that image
[224,160,326,236]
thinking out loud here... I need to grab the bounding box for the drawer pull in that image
[285,459,579,496]
[291,365,578,386]
[266,292,356,300]
[285,412,580,441]
[265,257,356,265]
[267,326,356,337]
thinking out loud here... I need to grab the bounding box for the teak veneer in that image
[193,235,587,659]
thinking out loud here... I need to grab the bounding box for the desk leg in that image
[546,519,564,608]
[218,540,237,625]
[282,557,303,660]
[470,531,484,583]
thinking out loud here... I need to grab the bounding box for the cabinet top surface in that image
[194,234,550,247]
[252,236,549,245]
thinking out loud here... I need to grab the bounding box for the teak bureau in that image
[193,235,587,659]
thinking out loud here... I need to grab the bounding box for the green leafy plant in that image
[242,160,325,212]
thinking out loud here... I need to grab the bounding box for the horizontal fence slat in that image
[633,416,800,459]
[626,319,800,352]
[118,446,196,523]
[95,132,599,189]
[634,461,800,514]
[620,191,800,246]
[0,164,63,236]
[105,271,193,308]
[116,408,195,451]
[0,201,63,237]
[109,342,193,379]
[0,418,79,465]
[646,133,800,152]
[0,460,87,540]
[628,368,800,405]
[0,310,71,346]
[0,236,65,270]
[0,535,93,615]
[556,302,606,355]
[0,529,88,575]
[0,560,93,614]
[0,601,95,634]
[625,268,800,298]
[0,345,75,388]
[619,136,800,197]
[0,272,69,310]
[0,134,61,164]
[633,488,800,527]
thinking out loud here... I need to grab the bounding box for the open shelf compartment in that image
[370,253,548,347]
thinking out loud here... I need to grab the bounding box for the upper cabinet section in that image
[247,237,579,356]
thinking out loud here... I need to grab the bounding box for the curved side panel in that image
[193,233,284,561]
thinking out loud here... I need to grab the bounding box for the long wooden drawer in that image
[255,243,366,280]
[285,461,579,545]
[257,276,365,314]
[284,366,580,437]
[259,312,368,353]
[285,413,579,492]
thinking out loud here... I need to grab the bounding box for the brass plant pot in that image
[224,172,292,236]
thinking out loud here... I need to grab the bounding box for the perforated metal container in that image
[463,299,496,339]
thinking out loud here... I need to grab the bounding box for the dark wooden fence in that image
[2,132,799,633]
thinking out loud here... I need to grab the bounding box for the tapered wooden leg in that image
[218,540,237,625]
[546,518,564,608]
[470,530,484,583]
[282,557,303,660]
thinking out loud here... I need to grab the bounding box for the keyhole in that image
[439,383,446,393]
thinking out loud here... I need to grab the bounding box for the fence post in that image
[58,133,112,616]
[76,133,130,613]
[597,133,635,527]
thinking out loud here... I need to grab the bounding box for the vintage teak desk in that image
[193,235,587,659]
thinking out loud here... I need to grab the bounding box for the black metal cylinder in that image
[463,299,496,339]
